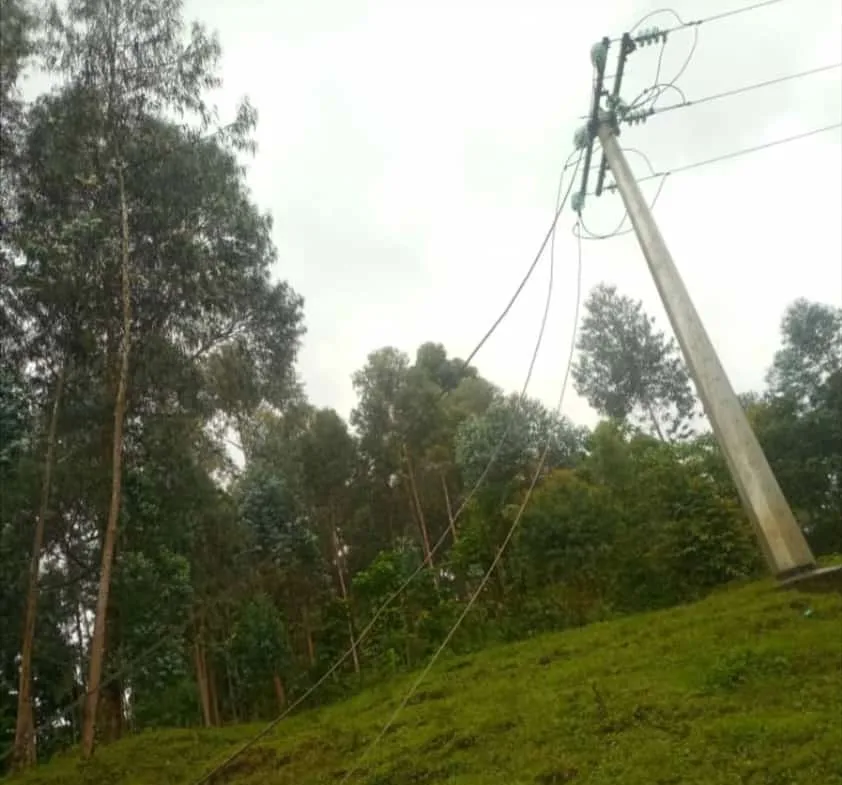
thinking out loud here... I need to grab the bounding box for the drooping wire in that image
[455,150,583,373]
[13,149,586,777]
[336,205,586,785]
[581,176,670,241]
[653,37,667,85]
[578,147,667,240]
[190,151,585,785]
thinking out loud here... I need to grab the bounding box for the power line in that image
[582,175,670,241]
[684,0,791,27]
[585,5,838,232]
[626,62,842,123]
[577,147,664,240]
[620,0,792,42]
[614,0,804,117]
[337,214,586,785]
[457,149,582,372]
[583,105,841,236]
[190,151,585,785]
[602,123,842,192]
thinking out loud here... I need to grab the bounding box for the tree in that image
[350,347,436,567]
[510,469,620,628]
[573,284,697,441]
[451,393,586,601]
[8,0,303,757]
[580,425,761,609]
[351,540,449,672]
[297,408,361,673]
[766,299,842,409]
[12,364,65,767]
[351,347,409,481]
[350,343,498,574]
[751,300,842,554]
[454,393,585,489]
[41,0,222,753]
[237,463,327,685]
[226,595,292,719]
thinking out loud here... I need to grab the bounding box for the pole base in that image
[776,564,842,595]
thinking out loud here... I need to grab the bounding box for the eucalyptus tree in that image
[10,0,303,757]
[573,284,697,441]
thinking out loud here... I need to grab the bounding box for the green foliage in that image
[237,467,303,558]
[573,284,697,441]
[766,299,842,408]
[226,596,292,719]
[352,542,454,672]
[0,365,30,472]
[455,394,585,488]
[351,347,410,478]
[0,0,38,346]
[112,549,194,726]
[511,471,617,600]
[0,0,35,102]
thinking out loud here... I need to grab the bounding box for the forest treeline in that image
[1,0,840,774]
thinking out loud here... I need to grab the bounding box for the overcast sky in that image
[187,0,840,426]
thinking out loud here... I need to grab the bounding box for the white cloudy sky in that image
[179,1,840,424]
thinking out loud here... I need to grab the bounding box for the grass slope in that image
[12,579,842,785]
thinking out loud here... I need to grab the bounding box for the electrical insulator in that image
[572,191,585,214]
[635,26,666,47]
[573,124,590,150]
[625,109,652,126]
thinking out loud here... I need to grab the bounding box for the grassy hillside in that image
[12,578,842,785]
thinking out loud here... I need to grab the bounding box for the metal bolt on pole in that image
[597,121,818,580]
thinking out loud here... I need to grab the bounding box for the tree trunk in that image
[301,604,316,668]
[333,528,361,675]
[12,364,66,771]
[73,604,87,740]
[208,658,221,727]
[404,447,435,571]
[82,164,132,758]
[272,673,286,712]
[98,595,124,744]
[225,656,239,723]
[441,472,457,542]
[193,638,213,728]
[100,680,123,744]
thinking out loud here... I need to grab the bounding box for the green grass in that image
[12,578,842,785]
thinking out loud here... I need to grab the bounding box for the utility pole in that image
[574,33,821,582]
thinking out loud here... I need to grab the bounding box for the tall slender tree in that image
[573,283,697,441]
[41,0,222,754]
